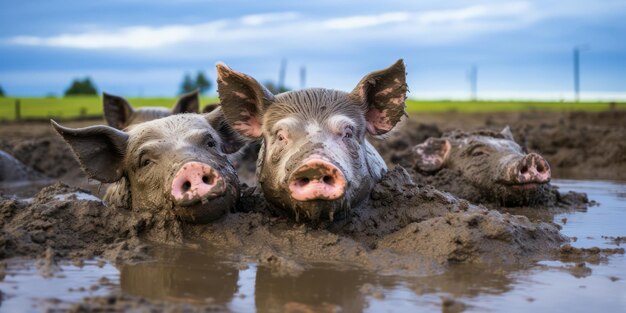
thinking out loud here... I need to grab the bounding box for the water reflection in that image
[254,264,371,312]
[121,247,239,305]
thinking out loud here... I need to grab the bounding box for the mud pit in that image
[1,110,625,311]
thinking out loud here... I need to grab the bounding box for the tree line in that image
[0,70,290,97]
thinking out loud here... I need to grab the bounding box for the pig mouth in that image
[170,184,235,223]
[498,181,548,190]
[510,182,541,190]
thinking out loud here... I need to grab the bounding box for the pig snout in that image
[514,153,551,184]
[171,162,224,204]
[288,159,346,201]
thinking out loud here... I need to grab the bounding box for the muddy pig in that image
[104,90,199,130]
[412,127,554,206]
[216,60,407,221]
[51,110,244,223]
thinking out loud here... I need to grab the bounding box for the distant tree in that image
[180,73,195,94]
[64,77,98,96]
[0,85,4,97]
[263,81,290,94]
[195,72,212,94]
[180,71,213,95]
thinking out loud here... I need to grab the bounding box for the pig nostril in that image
[323,175,334,185]
[520,166,528,174]
[537,163,545,173]
[202,175,210,184]
[182,181,191,192]
[300,177,310,185]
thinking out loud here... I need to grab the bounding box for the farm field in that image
[1,96,624,121]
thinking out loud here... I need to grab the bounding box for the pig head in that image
[51,111,243,223]
[103,90,200,130]
[216,60,407,221]
[413,127,553,206]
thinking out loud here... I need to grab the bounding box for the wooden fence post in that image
[15,99,21,121]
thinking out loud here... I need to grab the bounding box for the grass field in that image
[0,96,624,121]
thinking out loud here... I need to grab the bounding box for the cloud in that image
[5,3,537,51]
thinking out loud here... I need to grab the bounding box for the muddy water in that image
[1,180,625,312]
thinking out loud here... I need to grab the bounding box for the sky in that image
[0,0,625,100]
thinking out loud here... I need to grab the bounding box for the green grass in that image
[0,97,624,121]
[0,96,219,121]
[405,99,626,112]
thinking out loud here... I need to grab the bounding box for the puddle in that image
[1,179,625,312]
[0,260,119,312]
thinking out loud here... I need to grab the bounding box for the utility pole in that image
[299,66,306,89]
[573,47,580,102]
[573,44,589,102]
[278,58,287,91]
[468,65,478,101]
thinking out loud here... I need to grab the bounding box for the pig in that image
[103,90,199,130]
[216,60,407,221]
[51,110,243,223]
[412,127,555,206]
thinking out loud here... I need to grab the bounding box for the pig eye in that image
[470,148,489,157]
[343,127,354,139]
[205,136,216,148]
[276,130,287,142]
[140,158,152,168]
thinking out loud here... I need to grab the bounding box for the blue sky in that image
[0,0,625,100]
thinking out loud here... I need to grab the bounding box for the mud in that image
[405,168,590,214]
[0,183,145,263]
[1,168,566,276]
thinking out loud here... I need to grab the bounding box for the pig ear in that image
[51,120,128,183]
[500,126,515,141]
[351,59,408,136]
[413,138,451,173]
[202,103,219,113]
[103,93,134,130]
[204,109,247,154]
[172,89,200,114]
[216,63,274,139]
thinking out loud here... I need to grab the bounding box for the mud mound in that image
[0,183,145,262]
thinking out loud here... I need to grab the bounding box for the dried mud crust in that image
[1,168,566,276]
